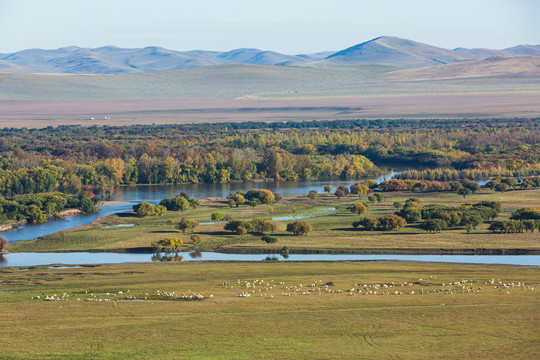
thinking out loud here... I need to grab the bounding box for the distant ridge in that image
[0,36,538,74]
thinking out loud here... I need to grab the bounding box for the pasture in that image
[0,261,538,359]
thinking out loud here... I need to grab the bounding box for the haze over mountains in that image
[1,36,538,74]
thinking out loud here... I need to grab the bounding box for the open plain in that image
[1,261,539,359]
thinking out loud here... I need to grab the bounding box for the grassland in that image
[8,189,540,254]
[1,60,539,128]
[0,261,538,359]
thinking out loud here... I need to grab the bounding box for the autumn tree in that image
[0,237,8,251]
[286,220,313,235]
[350,202,368,216]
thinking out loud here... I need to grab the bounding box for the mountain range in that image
[1,36,538,74]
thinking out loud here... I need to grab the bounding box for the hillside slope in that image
[373,55,540,81]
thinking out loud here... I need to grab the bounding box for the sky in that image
[1,0,538,54]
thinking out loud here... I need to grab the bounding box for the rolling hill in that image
[373,55,540,81]
[1,36,538,74]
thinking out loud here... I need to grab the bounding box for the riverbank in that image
[0,208,83,232]
[1,261,538,359]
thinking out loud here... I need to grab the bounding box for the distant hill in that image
[0,46,329,74]
[372,56,540,81]
[320,36,540,68]
[321,36,476,67]
[0,36,538,74]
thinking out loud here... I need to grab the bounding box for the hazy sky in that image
[1,0,538,53]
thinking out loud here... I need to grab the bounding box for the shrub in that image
[245,189,275,204]
[160,196,189,211]
[133,202,156,217]
[262,235,278,243]
[190,234,203,245]
[510,207,540,220]
[353,215,406,231]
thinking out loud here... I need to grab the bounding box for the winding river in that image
[2,179,373,242]
[2,171,535,267]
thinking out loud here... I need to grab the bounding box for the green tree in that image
[175,217,199,234]
[249,199,261,208]
[79,193,98,214]
[421,219,447,233]
[324,185,334,193]
[457,188,472,198]
[211,212,225,221]
[189,198,201,209]
[155,205,167,215]
[26,204,46,223]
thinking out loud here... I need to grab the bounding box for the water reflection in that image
[151,253,183,262]
[189,251,202,259]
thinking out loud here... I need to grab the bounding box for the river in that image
[2,172,524,268]
[0,252,538,267]
[2,178,383,242]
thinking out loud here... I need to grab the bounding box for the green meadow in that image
[0,261,538,359]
